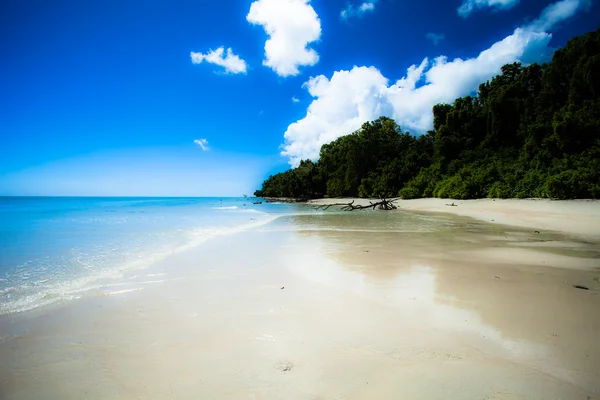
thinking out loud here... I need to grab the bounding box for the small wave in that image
[0,291,82,316]
[212,206,238,210]
[0,214,283,316]
[103,288,142,296]
[236,208,269,214]
[100,279,168,288]
[183,215,280,250]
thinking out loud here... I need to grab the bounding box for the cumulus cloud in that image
[458,0,520,17]
[190,47,247,74]
[426,32,445,45]
[281,0,588,166]
[340,1,377,20]
[247,0,321,77]
[292,96,300,103]
[194,139,210,151]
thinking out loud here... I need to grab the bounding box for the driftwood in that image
[573,285,589,290]
[263,197,305,203]
[316,197,399,211]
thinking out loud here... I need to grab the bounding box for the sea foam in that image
[0,197,303,315]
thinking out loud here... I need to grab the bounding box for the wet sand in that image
[1,210,599,399]
[310,198,600,238]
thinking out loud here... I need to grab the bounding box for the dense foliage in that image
[255,28,600,200]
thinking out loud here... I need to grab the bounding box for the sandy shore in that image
[309,198,600,238]
[1,208,599,399]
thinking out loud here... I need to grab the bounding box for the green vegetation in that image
[255,28,600,200]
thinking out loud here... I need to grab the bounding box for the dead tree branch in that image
[315,197,400,211]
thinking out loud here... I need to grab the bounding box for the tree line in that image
[255,27,600,200]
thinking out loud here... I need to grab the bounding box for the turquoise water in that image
[0,197,301,315]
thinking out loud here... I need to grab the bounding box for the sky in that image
[0,0,597,196]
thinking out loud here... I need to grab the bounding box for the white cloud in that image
[292,96,300,103]
[247,0,321,77]
[190,47,247,74]
[426,32,445,45]
[360,2,375,12]
[282,67,391,166]
[527,0,591,31]
[194,139,210,151]
[341,1,377,20]
[281,0,589,166]
[458,0,519,17]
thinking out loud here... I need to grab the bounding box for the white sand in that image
[1,207,599,399]
[310,198,600,238]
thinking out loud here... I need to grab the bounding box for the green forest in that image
[255,28,600,200]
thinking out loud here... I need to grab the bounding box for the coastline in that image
[308,198,600,238]
[1,202,599,398]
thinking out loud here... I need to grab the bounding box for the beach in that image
[1,199,600,399]
[310,198,600,238]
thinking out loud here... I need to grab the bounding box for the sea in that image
[0,197,303,316]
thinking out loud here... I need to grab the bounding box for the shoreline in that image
[1,202,599,398]
[307,198,600,238]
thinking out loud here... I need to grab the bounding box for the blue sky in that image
[1,0,597,196]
